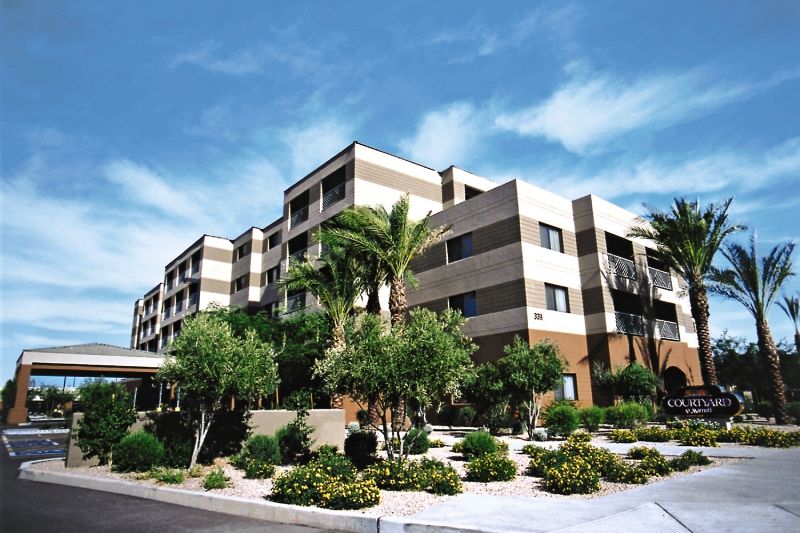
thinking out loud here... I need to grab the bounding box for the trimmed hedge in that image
[112,431,165,473]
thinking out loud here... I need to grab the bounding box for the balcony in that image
[188,295,198,307]
[615,311,645,336]
[176,300,184,313]
[289,247,307,263]
[290,205,309,228]
[322,182,346,210]
[162,308,171,320]
[608,253,637,280]
[656,319,680,341]
[285,293,306,314]
[649,267,673,290]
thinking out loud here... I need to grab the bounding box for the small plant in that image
[244,459,276,479]
[428,438,445,448]
[604,460,649,484]
[112,431,166,473]
[609,429,638,443]
[150,466,185,484]
[203,468,230,490]
[566,432,592,444]
[244,434,280,465]
[418,458,463,495]
[270,460,379,510]
[465,453,517,482]
[606,402,650,429]
[635,426,674,442]
[526,447,565,477]
[276,410,314,464]
[460,430,497,459]
[423,423,434,434]
[545,404,580,438]
[404,427,430,455]
[344,430,378,469]
[627,446,660,460]
[312,447,356,480]
[669,450,712,471]
[579,406,605,432]
[628,447,671,476]
[346,421,361,434]
[542,457,600,494]
[678,428,718,447]
[530,428,548,441]
[187,465,204,478]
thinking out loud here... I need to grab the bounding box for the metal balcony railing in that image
[322,182,346,210]
[656,319,680,341]
[285,293,306,313]
[608,253,637,280]
[615,311,645,336]
[649,267,673,290]
[290,205,309,228]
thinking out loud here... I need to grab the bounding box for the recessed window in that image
[267,232,280,250]
[235,242,251,261]
[539,223,564,253]
[465,185,482,200]
[545,284,570,313]
[449,291,477,317]
[554,374,577,401]
[267,265,280,284]
[447,233,474,263]
[233,275,247,293]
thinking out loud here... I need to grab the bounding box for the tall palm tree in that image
[777,293,800,354]
[629,197,743,386]
[321,194,449,326]
[710,234,795,425]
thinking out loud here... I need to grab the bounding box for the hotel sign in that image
[663,386,744,418]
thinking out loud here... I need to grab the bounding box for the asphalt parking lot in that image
[2,427,68,459]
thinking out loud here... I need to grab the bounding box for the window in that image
[554,374,577,401]
[447,233,473,263]
[267,265,280,284]
[545,284,570,313]
[449,291,477,317]
[233,275,247,293]
[464,185,482,200]
[268,232,280,250]
[539,223,564,253]
[235,242,251,261]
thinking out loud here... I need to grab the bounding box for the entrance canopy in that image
[7,343,164,425]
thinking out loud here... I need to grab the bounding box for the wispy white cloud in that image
[398,102,483,169]
[280,118,356,178]
[170,40,320,76]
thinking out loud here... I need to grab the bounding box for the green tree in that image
[713,332,771,401]
[75,381,136,465]
[316,309,474,460]
[593,362,659,403]
[462,362,511,433]
[320,194,449,325]
[42,386,75,415]
[711,235,795,424]
[499,337,567,437]
[1,378,16,423]
[158,312,280,467]
[628,197,743,386]
[778,293,800,354]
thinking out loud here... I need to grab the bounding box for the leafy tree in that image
[462,362,511,433]
[158,312,280,467]
[628,197,743,385]
[499,337,567,438]
[778,293,800,354]
[713,332,771,401]
[711,235,795,424]
[75,381,136,465]
[316,309,474,460]
[320,194,449,325]
[593,362,659,403]
[42,386,75,414]
[1,378,16,422]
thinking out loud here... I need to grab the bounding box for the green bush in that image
[609,429,638,443]
[669,450,712,471]
[605,402,650,429]
[271,460,379,510]
[456,405,477,427]
[727,427,800,448]
[75,381,137,465]
[545,404,580,437]
[404,427,430,455]
[244,459,276,479]
[635,426,674,442]
[460,430,497,459]
[344,430,378,469]
[146,411,194,468]
[560,441,617,477]
[312,447,356,480]
[787,402,800,423]
[428,438,445,448]
[604,460,649,484]
[418,458,463,495]
[579,406,605,432]
[275,412,314,464]
[542,457,601,494]
[465,453,517,482]
[112,431,165,473]
[150,466,185,484]
[363,460,425,491]
[678,428,718,447]
[566,432,592,444]
[244,434,280,465]
[525,447,565,477]
[754,401,773,420]
[203,468,230,490]
[627,447,671,476]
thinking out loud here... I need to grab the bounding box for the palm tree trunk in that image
[689,285,718,385]
[366,282,381,315]
[388,277,406,326]
[794,330,800,357]
[329,323,345,409]
[756,319,789,425]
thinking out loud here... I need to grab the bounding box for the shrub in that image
[313,447,356,481]
[418,458,463,495]
[635,426,674,442]
[150,466,185,484]
[423,423,434,434]
[788,402,800,423]
[604,460,649,484]
[146,411,194,468]
[404,427,430,455]
[609,429,638,443]
[678,428,718,447]
[75,382,137,465]
[755,401,773,420]
[607,402,650,429]
[112,431,165,473]
[494,438,509,455]
[628,447,671,476]
[244,459,276,479]
[460,430,497,459]
[187,465,204,478]
[669,450,712,471]
[465,453,517,482]
[542,457,601,494]
[566,432,592,444]
[244,434,280,465]
[346,421,361,434]
[344,430,378,469]
[526,448,566,477]
[456,406,477,427]
[428,438,445,448]
[271,460,379,510]
[731,427,800,448]
[545,404,580,437]
[363,460,425,491]
[203,468,230,490]
[452,440,463,454]
[627,446,660,460]
[560,441,617,477]
[579,406,605,432]
[275,413,314,464]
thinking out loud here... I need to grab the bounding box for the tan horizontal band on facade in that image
[354,159,441,203]
[199,278,231,295]
[202,246,233,263]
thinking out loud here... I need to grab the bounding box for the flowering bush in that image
[627,447,671,476]
[542,457,600,494]
[669,450,711,471]
[418,458,463,495]
[244,459,276,479]
[526,447,565,477]
[603,459,649,484]
[635,426,674,442]
[677,428,718,447]
[560,441,617,476]
[362,458,463,495]
[428,438,446,448]
[566,432,592,444]
[609,429,638,443]
[465,453,517,482]
[725,427,800,448]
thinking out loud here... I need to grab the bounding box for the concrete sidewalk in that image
[390,445,800,532]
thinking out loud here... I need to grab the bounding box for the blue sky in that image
[2,1,799,385]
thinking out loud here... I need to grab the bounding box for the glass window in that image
[554,374,577,401]
[449,291,477,317]
[235,242,251,261]
[540,223,564,253]
[545,284,570,313]
[447,233,474,263]
[465,185,482,200]
[267,232,280,250]
[233,275,247,293]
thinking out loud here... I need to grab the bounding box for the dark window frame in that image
[446,233,474,263]
[545,283,570,313]
[449,291,477,317]
[539,223,564,253]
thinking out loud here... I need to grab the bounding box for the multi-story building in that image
[131,141,702,408]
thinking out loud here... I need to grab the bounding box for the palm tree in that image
[710,234,795,425]
[777,293,800,354]
[321,194,449,326]
[629,197,743,386]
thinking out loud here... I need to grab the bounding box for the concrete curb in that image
[18,463,378,532]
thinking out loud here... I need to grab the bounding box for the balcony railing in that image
[163,308,171,319]
[176,300,183,313]
[188,295,198,307]
[289,248,307,263]
[322,182,346,210]
[290,205,309,228]
[285,293,306,314]
[608,253,637,280]
[615,311,645,336]
[656,319,680,341]
[649,267,673,290]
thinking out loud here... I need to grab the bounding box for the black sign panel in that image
[662,385,744,418]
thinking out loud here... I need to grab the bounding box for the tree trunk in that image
[366,282,381,315]
[689,285,718,385]
[329,324,345,409]
[794,330,800,357]
[388,277,406,327]
[191,407,214,468]
[756,319,790,425]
